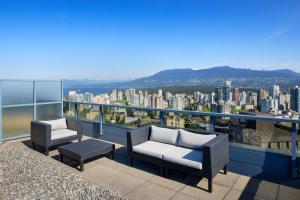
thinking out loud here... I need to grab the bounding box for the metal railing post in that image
[0,81,2,142]
[210,116,215,132]
[60,81,64,117]
[75,103,79,119]
[160,111,165,127]
[291,123,298,178]
[33,81,37,120]
[99,105,104,136]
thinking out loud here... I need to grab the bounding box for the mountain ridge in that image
[64,66,300,90]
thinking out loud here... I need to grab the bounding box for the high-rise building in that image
[138,90,144,106]
[144,91,149,107]
[260,97,277,112]
[156,95,164,109]
[217,104,231,114]
[165,92,172,100]
[247,92,257,106]
[225,80,232,88]
[158,89,163,96]
[240,91,247,105]
[232,88,240,104]
[210,92,215,103]
[83,92,93,103]
[223,86,230,102]
[279,92,290,111]
[110,90,117,102]
[291,86,300,113]
[215,87,223,102]
[270,85,280,99]
[128,89,136,105]
[117,91,123,101]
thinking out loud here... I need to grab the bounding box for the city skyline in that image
[1,0,300,80]
[65,81,300,118]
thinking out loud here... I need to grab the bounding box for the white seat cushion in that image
[178,129,216,149]
[162,146,203,169]
[41,118,67,131]
[133,141,175,159]
[150,125,179,145]
[51,129,77,140]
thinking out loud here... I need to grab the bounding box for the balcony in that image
[1,80,300,199]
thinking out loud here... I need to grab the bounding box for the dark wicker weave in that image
[58,139,115,171]
[127,125,229,193]
[31,118,83,155]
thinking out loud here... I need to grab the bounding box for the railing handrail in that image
[64,100,300,124]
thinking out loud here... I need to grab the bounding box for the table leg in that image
[111,145,115,160]
[111,151,115,160]
[80,161,84,172]
[60,154,63,162]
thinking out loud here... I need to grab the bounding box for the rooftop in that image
[0,80,300,199]
[2,127,300,200]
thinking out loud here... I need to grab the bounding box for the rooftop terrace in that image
[1,80,300,199]
[2,128,300,200]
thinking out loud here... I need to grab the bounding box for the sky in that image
[0,0,300,80]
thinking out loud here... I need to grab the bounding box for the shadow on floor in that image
[21,138,300,199]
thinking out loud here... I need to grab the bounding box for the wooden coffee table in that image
[58,139,115,171]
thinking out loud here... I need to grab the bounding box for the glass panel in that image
[78,104,99,121]
[228,118,296,153]
[36,103,62,120]
[1,81,33,105]
[103,107,160,128]
[36,81,61,103]
[63,102,77,118]
[2,106,33,139]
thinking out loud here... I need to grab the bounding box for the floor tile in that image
[149,173,194,192]
[171,193,197,200]
[224,189,266,200]
[127,181,177,200]
[181,179,230,200]
[277,185,300,200]
[101,172,146,195]
[213,172,240,188]
[82,164,119,184]
[232,176,279,200]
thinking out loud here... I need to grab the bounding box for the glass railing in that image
[63,101,300,178]
[0,80,63,141]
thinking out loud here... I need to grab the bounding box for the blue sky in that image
[0,0,300,80]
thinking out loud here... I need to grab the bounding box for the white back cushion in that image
[178,129,216,149]
[150,125,179,145]
[40,118,67,131]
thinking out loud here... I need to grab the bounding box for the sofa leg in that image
[128,156,133,167]
[208,178,212,193]
[45,148,49,156]
[32,142,35,150]
[78,138,82,142]
[223,165,227,174]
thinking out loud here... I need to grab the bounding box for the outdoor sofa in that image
[127,125,229,192]
[31,118,83,155]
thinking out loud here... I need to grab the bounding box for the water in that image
[64,87,116,96]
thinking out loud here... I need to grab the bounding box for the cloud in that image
[264,26,296,41]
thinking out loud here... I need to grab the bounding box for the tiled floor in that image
[14,135,300,200]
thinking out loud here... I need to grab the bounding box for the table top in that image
[58,139,114,156]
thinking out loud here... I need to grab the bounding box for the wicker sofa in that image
[31,118,83,155]
[127,125,229,192]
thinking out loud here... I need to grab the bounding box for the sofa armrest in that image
[31,121,51,147]
[203,134,229,179]
[126,125,151,152]
[66,118,83,136]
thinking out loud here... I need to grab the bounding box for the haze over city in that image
[1,0,300,80]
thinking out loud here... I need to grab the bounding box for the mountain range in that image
[64,66,300,90]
